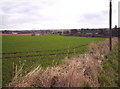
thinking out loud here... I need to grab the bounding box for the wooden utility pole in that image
[109,0,112,51]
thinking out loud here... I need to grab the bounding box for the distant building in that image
[32,32,48,36]
[12,32,18,34]
[32,33,41,36]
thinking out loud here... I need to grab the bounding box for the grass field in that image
[2,35,105,86]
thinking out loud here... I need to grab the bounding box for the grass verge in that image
[98,43,119,87]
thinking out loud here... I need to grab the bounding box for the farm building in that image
[12,32,18,34]
[32,32,48,36]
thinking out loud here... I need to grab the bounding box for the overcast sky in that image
[0,0,119,30]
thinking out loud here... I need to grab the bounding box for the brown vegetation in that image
[9,38,118,87]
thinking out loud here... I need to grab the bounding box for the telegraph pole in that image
[109,0,112,51]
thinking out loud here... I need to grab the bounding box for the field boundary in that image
[3,50,85,59]
[2,44,88,55]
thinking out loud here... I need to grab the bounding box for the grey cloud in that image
[0,1,42,14]
[83,14,101,20]
[83,10,108,20]
[0,0,56,27]
[79,10,108,25]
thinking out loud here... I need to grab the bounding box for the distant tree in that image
[64,30,69,34]
[98,29,104,35]
[114,25,117,29]
[70,29,78,34]
[58,31,62,35]
[3,30,8,34]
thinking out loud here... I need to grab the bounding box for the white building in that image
[12,32,17,34]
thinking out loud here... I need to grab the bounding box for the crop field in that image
[2,35,105,86]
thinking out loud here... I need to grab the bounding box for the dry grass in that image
[9,37,118,87]
[88,38,118,57]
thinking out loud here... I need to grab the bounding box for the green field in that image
[2,35,105,86]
